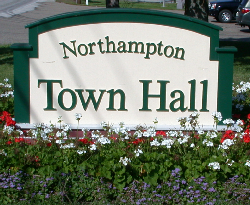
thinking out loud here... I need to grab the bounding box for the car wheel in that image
[218,10,232,23]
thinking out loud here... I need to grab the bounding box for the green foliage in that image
[232,81,250,121]
[0,78,14,114]
[1,108,250,193]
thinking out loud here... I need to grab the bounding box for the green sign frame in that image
[11,8,237,126]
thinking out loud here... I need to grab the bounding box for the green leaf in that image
[144,171,158,186]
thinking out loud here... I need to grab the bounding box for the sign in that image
[11,9,236,129]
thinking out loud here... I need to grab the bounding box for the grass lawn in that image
[0,45,13,85]
[1,41,249,86]
[220,41,250,84]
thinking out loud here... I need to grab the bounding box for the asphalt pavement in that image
[0,1,249,45]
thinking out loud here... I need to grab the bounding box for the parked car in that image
[236,0,250,29]
[209,0,242,23]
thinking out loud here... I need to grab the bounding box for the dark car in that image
[209,0,242,23]
[236,0,250,29]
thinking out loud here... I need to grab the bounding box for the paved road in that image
[0,0,55,18]
[0,1,249,45]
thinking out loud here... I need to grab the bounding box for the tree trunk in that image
[76,0,81,4]
[184,0,208,22]
[106,0,120,8]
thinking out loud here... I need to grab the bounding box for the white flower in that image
[202,139,214,147]
[55,139,65,144]
[223,118,234,126]
[119,157,131,166]
[89,144,97,151]
[235,82,250,93]
[236,119,244,126]
[223,139,234,146]
[167,131,179,138]
[150,139,160,146]
[91,131,102,139]
[124,135,129,140]
[60,143,75,149]
[208,162,220,170]
[206,131,218,139]
[82,128,90,132]
[235,132,244,139]
[56,131,63,138]
[143,127,156,137]
[16,129,23,135]
[197,129,204,135]
[190,143,195,148]
[177,135,189,144]
[62,124,71,132]
[134,130,143,138]
[191,111,199,117]
[0,149,7,156]
[4,84,12,88]
[234,122,243,132]
[206,141,214,147]
[211,112,222,121]
[202,139,208,145]
[75,113,82,121]
[161,139,174,148]
[44,127,53,134]
[4,78,8,82]
[218,139,234,150]
[115,125,130,135]
[234,119,244,132]
[245,160,250,167]
[177,138,188,144]
[226,159,234,166]
[3,125,14,134]
[134,149,143,157]
[77,150,86,155]
[97,136,110,144]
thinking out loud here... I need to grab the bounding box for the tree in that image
[106,0,120,8]
[184,0,209,22]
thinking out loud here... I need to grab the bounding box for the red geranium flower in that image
[0,111,16,126]
[47,143,52,147]
[221,130,235,143]
[14,138,25,143]
[130,138,145,144]
[110,136,117,140]
[243,129,250,143]
[14,138,20,143]
[34,156,39,162]
[20,138,24,142]
[6,140,12,145]
[79,138,89,144]
[6,118,16,126]
[156,131,166,136]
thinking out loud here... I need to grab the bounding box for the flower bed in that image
[0,79,250,204]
